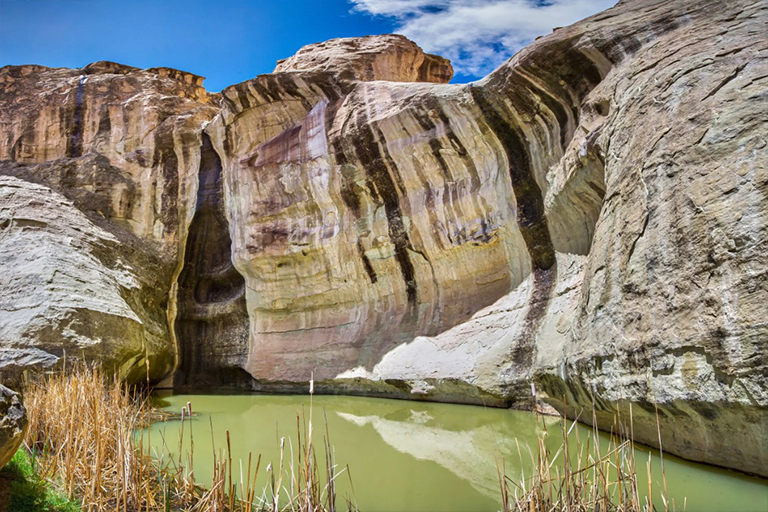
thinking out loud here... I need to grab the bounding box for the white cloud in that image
[350,0,617,78]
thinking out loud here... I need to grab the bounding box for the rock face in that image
[173,133,251,389]
[275,35,453,83]
[0,62,218,383]
[0,385,26,469]
[527,0,768,478]
[0,0,766,477]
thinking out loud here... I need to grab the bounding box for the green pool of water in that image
[143,393,768,512]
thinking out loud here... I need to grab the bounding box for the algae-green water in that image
[143,393,768,512]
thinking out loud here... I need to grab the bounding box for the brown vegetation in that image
[499,393,676,512]
[22,365,352,511]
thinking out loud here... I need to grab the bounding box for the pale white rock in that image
[0,176,168,380]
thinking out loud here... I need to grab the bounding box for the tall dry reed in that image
[24,365,161,510]
[22,365,353,512]
[499,391,676,512]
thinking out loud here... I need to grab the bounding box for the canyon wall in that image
[0,62,218,382]
[0,0,765,476]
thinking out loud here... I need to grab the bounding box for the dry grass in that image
[24,365,160,510]
[22,365,353,512]
[499,391,678,512]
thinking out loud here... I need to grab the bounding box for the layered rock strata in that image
[0,62,218,382]
[0,0,765,477]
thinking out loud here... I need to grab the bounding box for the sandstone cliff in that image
[0,0,765,476]
[274,34,453,83]
[0,62,218,382]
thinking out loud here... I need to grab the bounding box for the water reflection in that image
[145,393,768,512]
[335,407,543,501]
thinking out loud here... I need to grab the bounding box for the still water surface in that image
[145,394,768,512]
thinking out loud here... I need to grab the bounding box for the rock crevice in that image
[173,134,250,389]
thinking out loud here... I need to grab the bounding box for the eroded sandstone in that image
[173,133,251,389]
[274,34,453,83]
[0,62,218,383]
[0,0,765,477]
[207,0,767,476]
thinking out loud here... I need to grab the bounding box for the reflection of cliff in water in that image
[146,394,768,512]
[337,406,546,500]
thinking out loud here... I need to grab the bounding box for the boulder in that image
[0,175,173,383]
[0,385,26,469]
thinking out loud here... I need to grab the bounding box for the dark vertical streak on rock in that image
[410,108,449,249]
[498,48,605,146]
[470,85,557,387]
[311,77,345,105]
[247,81,274,104]
[96,105,111,140]
[339,172,362,217]
[514,71,572,149]
[152,126,180,233]
[325,94,378,285]
[409,97,491,328]
[419,96,490,241]
[330,108,362,216]
[470,85,555,272]
[351,111,418,313]
[357,238,378,284]
[174,133,251,389]
[235,87,252,112]
[9,137,21,161]
[67,76,86,157]
[275,74,312,110]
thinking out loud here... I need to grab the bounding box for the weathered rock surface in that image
[172,133,251,389]
[0,0,766,477]
[528,0,768,478]
[0,385,26,469]
[274,35,453,83]
[207,0,767,476]
[0,176,166,381]
[0,62,218,383]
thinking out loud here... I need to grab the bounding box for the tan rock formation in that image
[528,0,768,477]
[0,0,765,477]
[207,75,535,400]
[0,62,218,383]
[207,0,767,476]
[274,34,453,83]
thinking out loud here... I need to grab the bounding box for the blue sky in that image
[0,0,615,91]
